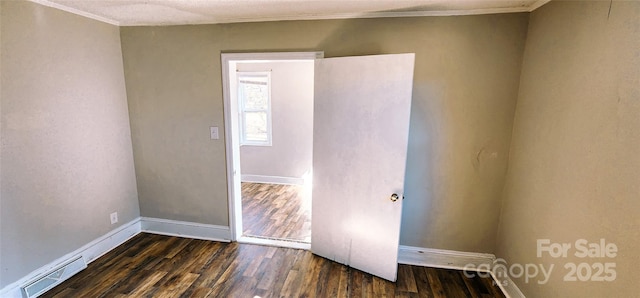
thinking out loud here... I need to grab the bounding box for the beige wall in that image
[496,1,640,297]
[238,61,314,179]
[121,13,528,251]
[0,1,139,287]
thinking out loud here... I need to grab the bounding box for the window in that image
[238,72,272,146]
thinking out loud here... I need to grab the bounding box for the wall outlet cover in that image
[210,126,219,140]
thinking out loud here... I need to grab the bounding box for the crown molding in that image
[28,0,551,27]
[528,0,553,12]
[28,0,120,26]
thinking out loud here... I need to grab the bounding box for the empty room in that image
[1,0,638,297]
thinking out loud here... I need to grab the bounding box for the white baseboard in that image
[398,245,525,298]
[241,174,304,185]
[0,218,141,298]
[398,245,495,270]
[491,265,526,298]
[140,217,232,242]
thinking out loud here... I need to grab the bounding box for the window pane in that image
[244,111,268,142]
[239,79,268,110]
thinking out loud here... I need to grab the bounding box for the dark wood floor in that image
[42,233,506,298]
[242,182,311,243]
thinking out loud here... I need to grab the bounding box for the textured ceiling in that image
[34,0,550,26]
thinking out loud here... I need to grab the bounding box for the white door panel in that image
[311,53,415,281]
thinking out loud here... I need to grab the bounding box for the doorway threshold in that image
[238,235,310,250]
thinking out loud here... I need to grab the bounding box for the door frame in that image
[221,51,324,249]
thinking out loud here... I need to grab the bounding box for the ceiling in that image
[32,0,551,26]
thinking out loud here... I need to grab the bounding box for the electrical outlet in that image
[110,212,118,224]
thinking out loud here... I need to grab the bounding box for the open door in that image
[311,54,415,282]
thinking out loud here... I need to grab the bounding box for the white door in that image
[311,53,415,282]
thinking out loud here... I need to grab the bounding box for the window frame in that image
[237,71,273,146]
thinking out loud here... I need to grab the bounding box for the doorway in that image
[222,52,323,250]
[223,52,415,281]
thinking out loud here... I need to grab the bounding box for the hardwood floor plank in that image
[460,271,484,298]
[156,272,199,297]
[437,269,472,298]
[127,270,167,297]
[361,270,374,297]
[349,269,367,298]
[314,257,334,297]
[412,266,435,298]
[243,254,265,277]
[210,258,241,289]
[269,249,300,296]
[192,243,239,288]
[233,276,262,297]
[107,268,156,296]
[398,264,418,293]
[384,275,398,297]
[337,265,350,297]
[186,241,224,274]
[372,278,386,298]
[186,287,213,297]
[298,254,323,298]
[256,247,286,290]
[50,288,76,298]
[425,267,447,298]
[280,269,302,297]
[165,237,194,259]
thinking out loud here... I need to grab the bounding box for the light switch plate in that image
[210,127,219,140]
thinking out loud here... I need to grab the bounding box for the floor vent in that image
[20,256,87,298]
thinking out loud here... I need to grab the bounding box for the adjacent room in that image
[233,59,314,244]
[1,0,638,297]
